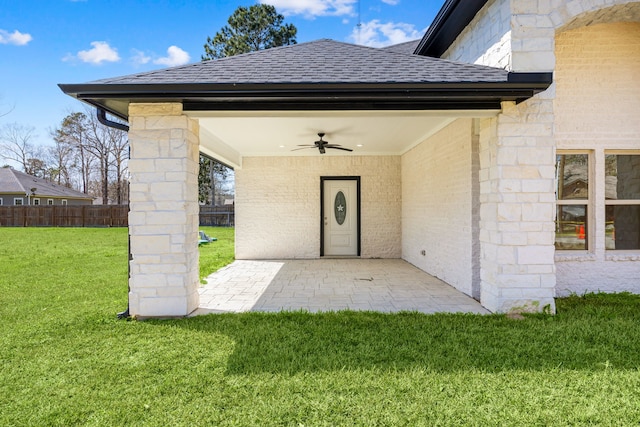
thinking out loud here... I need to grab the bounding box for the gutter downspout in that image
[97,107,129,132]
[96,108,131,320]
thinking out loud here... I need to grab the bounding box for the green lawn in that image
[198,226,234,281]
[1,227,639,426]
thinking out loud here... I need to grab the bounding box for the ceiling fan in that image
[292,132,353,154]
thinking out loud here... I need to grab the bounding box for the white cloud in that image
[153,46,190,67]
[261,0,357,18]
[381,0,399,4]
[0,29,33,46]
[74,41,120,64]
[131,49,151,66]
[349,19,424,47]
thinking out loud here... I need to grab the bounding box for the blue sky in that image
[1,0,444,148]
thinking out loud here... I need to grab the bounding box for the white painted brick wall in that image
[235,156,401,259]
[554,21,640,295]
[556,257,640,296]
[555,22,640,140]
[401,119,477,297]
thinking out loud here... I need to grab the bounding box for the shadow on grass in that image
[161,293,640,375]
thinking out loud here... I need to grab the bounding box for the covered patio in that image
[59,38,552,318]
[194,259,488,315]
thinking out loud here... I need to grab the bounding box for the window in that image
[47,199,54,206]
[61,199,67,206]
[0,198,3,206]
[605,153,640,250]
[14,198,23,206]
[556,153,589,250]
[33,198,40,206]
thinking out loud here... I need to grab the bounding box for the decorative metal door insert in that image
[334,191,346,225]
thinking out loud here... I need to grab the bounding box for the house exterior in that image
[59,0,639,318]
[0,168,94,206]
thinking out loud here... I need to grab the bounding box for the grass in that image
[1,227,639,426]
[198,226,234,281]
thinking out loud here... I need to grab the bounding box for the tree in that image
[48,128,75,187]
[198,156,232,205]
[52,112,93,193]
[0,123,41,173]
[202,4,297,60]
[51,109,128,202]
[84,110,126,205]
[0,95,14,118]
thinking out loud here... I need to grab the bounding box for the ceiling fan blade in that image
[328,146,353,152]
[291,146,315,151]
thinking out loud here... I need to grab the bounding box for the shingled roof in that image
[60,39,551,118]
[90,39,510,85]
[382,39,423,55]
[0,168,93,200]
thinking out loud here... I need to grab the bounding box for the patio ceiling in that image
[189,109,499,168]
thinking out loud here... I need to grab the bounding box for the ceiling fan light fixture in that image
[291,132,353,154]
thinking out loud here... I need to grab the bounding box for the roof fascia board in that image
[414,0,489,57]
[60,75,552,97]
[60,72,551,118]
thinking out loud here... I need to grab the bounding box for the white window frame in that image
[61,199,67,206]
[14,198,24,206]
[604,150,640,251]
[32,198,40,206]
[556,150,593,251]
[47,199,54,206]
[0,198,3,206]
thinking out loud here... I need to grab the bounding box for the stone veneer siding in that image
[554,21,640,295]
[443,0,512,69]
[127,103,200,317]
[440,0,640,310]
[449,0,640,74]
[401,119,479,297]
[235,156,401,259]
[478,98,557,313]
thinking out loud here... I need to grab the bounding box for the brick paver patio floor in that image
[193,259,489,315]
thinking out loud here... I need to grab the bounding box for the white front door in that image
[323,179,359,256]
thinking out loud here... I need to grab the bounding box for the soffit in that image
[189,109,498,168]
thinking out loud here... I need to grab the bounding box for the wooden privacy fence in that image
[0,205,129,227]
[0,205,234,227]
[199,205,234,227]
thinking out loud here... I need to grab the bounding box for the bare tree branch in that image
[0,122,38,172]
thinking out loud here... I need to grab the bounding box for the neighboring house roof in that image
[0,168,93,200]
[60,39,551,118]
[415,0,489,57]
[381,39,422,54]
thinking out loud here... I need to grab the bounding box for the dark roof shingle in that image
[0,168,93,199]
[90,39,509,85]
[381,39,422,54]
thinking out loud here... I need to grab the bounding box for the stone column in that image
[127,103,200,317]
[478,99,557,313]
